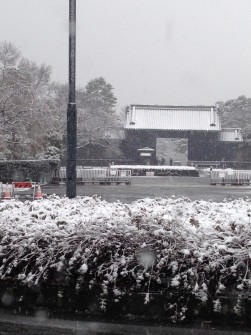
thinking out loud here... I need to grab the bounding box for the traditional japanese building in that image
[123,104,243,164]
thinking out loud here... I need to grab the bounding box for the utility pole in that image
[66,0,77,198]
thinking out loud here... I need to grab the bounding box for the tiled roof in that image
[219,128,243,142]
[125,105,221,131]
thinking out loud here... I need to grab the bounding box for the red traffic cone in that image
[4,183,12,200]
[34,184,43,200]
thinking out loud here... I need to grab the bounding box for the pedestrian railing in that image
[210,169,251,185]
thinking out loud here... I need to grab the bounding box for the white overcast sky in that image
[0,0,251,109]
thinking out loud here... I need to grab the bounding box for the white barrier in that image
[77,168,107,182]
[210,169,251,185]
[53,168,131,185]
[52,167,66,184]
[98,169,131,184]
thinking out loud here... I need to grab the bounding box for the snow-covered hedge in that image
[0,196,251,322]
[111,165,199,177]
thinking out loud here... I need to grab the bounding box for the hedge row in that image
[0,196,250,324]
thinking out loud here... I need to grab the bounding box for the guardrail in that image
[53,168,132,185]
[210,170,251,185]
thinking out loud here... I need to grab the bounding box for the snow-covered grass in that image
[0,195,251,322]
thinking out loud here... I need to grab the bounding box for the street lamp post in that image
[66,0,77,198]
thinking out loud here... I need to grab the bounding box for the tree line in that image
[0,41,121,161]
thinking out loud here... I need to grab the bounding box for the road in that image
[39,174,251,203]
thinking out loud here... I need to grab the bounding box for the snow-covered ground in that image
[0,195,250,321]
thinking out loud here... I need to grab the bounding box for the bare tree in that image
[0,41,58,159]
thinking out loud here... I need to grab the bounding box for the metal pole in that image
[66,0,77,198]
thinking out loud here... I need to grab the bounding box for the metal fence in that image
[53,167,131,185]
[210,169,251,185]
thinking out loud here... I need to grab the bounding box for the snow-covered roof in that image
[125,105,221,131]
[219,128,243,142]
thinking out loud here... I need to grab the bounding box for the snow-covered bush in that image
[0,196,251,322]
[38,146,61,160]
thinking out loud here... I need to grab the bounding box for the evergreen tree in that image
[77,77,120,158]
[217,95,251,137]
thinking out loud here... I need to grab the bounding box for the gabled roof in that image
[219,128,243,142]
[125,104,221,131]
